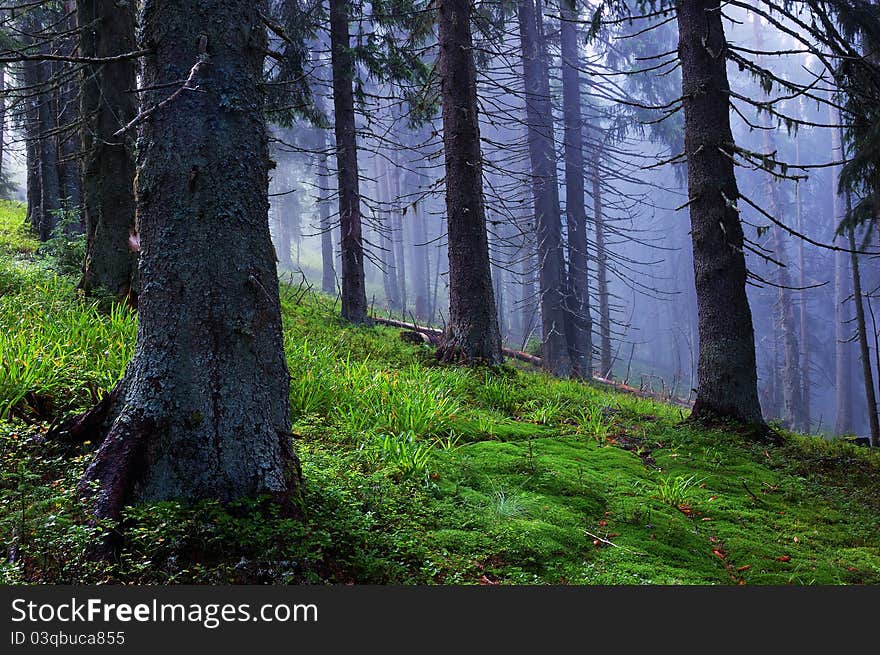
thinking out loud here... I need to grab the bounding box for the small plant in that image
[575,407,612,444]
[489,488,529,521]
[524,398,566,426]
[653,474,703,507]
[374,431,434,482]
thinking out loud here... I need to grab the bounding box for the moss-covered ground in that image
[1,200,878,585]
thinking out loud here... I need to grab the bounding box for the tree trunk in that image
[73,0,302,522]
[22,59,42,228]
[79,0,139,302]
[517,0,571,377]
[849,225,880,446]
[794,141,810,430]
[36,53,61,241]
[755,23,804,431]
[591,142,612,378]
[435,0,502,364]
[0,65,5,186]
[379,157,401,310]
[330,0,368,324]
[831,112,853,435]
[560,3,593,378]
[677,0,764,427]
[391,152,407,314]
[317,133,336,295]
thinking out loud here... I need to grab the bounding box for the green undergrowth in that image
[1,201,879,584]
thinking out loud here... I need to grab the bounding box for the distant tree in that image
[78,0,139,303]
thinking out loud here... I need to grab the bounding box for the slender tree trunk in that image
[317,135,336,294]
[794,141,810,430]
[560,3,592,378]
[591,143,611,378]
[518,0,571,377]
[379,157,401,310]
[71,0,302,522]
[677,0,764,427]
[831,111,853,435]
[0,65,5,185]
[391,152,407,314]
[79,0,139,302]
[22,59,42,231]
[436,0,502,363]
[849,226,880,446]
[755,23,804,431]
[330,0,368,323]
[36,53,61,241]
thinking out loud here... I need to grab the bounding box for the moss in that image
[1,215,880,584]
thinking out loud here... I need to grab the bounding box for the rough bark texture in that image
[591,143,612,377]
[435,0,503,365]
[677,0,764,427]
[330,0,368,324]
[79,0,139,303]
[74,0,302,521]
[518,0,571,377]
[560,4,593,378]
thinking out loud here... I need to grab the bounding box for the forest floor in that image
[1,199,879,585]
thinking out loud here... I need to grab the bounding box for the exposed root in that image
[45,389,116,446]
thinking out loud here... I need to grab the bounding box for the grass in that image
[1,200,880,585]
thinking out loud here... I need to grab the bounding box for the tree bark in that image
[517,0,571,377]
[849,225,880,446]
[36,52,61,241]
[330,0,368,324]
[560,3,593,378]
[72,0,303,522]
[317,130,336,295]
[591,142,612,378]
[677,0,764,427]
[79,0,139,302]
[794,140,810,430]
[435,0,503,364]
[22,58,42,228]
[831,112,853,435]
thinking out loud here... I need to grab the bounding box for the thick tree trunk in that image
[330,0,368,324]
[518,0,571,377]
[677,0,764,427]
[560,4,593,378]
[831,114,853,435]
[435,0,503,364]
[591,143,612,377]
[79,0,139,303]
[73,0,302,522]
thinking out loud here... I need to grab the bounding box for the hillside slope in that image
[1,200,879,585]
